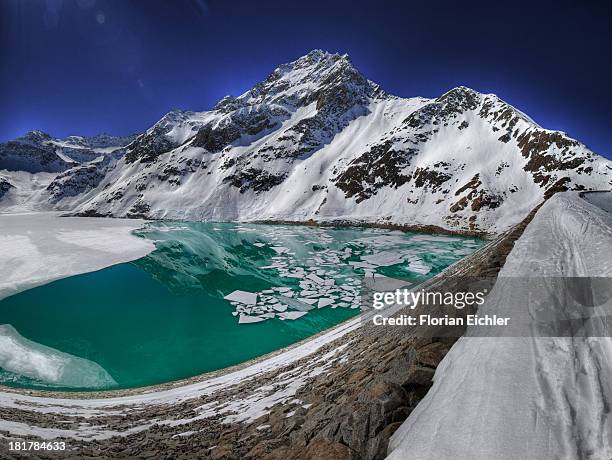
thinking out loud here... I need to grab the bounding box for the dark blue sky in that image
[1,0,611,158]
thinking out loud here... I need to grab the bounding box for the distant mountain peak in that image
[18,130,52,143]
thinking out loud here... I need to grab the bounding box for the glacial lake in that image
[0,222,483,391]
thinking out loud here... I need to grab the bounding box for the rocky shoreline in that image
[251,219,489,238]
[0,207,538,460]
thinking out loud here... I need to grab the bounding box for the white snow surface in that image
[388,192,612,460]
[0,212,155,300]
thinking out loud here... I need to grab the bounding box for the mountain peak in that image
[18,130,52,143]
[228,50,373,109]
[275,49,355,80]
[437,86,480,101]
[435,86,482,113]
[293,49,349,66]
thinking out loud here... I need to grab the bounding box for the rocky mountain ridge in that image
[0,131,135,173]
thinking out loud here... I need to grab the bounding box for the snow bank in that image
[0,325,116,388]
[388,192,612,459]
[582,190,612,213]
[0,212,155,300]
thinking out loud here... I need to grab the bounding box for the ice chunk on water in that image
[362,251,405,267]
[224,290,258,305]
[298,298,318,305]
[409,234,458,243]
[349,261,376,269]
[317,298,334,308]
[238,315,265,324]
[278,311,308,320]
[276,295,315,311]
[306,273,326,284]
[407,260,431,274]
[0,324,116,389]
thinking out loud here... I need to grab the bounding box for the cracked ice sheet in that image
[0,212,155,300]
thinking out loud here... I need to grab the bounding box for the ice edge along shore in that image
[0,212,155,301]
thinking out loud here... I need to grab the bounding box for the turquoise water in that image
[0,222,483,391]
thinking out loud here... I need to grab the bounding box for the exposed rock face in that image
[0,131,74,173]
[46,160,109,203]
[0,177,14,200]
[223,168,288,194]
[335,141,415,202]
[125,110,199,164]
[1,51,611,233]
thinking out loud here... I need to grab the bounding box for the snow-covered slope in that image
[388,191,612,459]
[1,50,610,232]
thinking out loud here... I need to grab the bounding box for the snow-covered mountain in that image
[1,50,610,232]
[0,131,135,173]
[0,131,135,210]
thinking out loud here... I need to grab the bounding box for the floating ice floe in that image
[407,260,431,274]
[224,290,258,305]
[361,251,406,267]
[306,273,325,284]
[317,298,334,308]
[283,272,305,279]
[349,261,376,269]
[298,298,318,305]
[409,234,459,243]
[238,315,265,324]
[275,295,314,311]
[278,311,308,321]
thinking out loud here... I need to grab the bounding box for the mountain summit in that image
[0,50,610,232]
